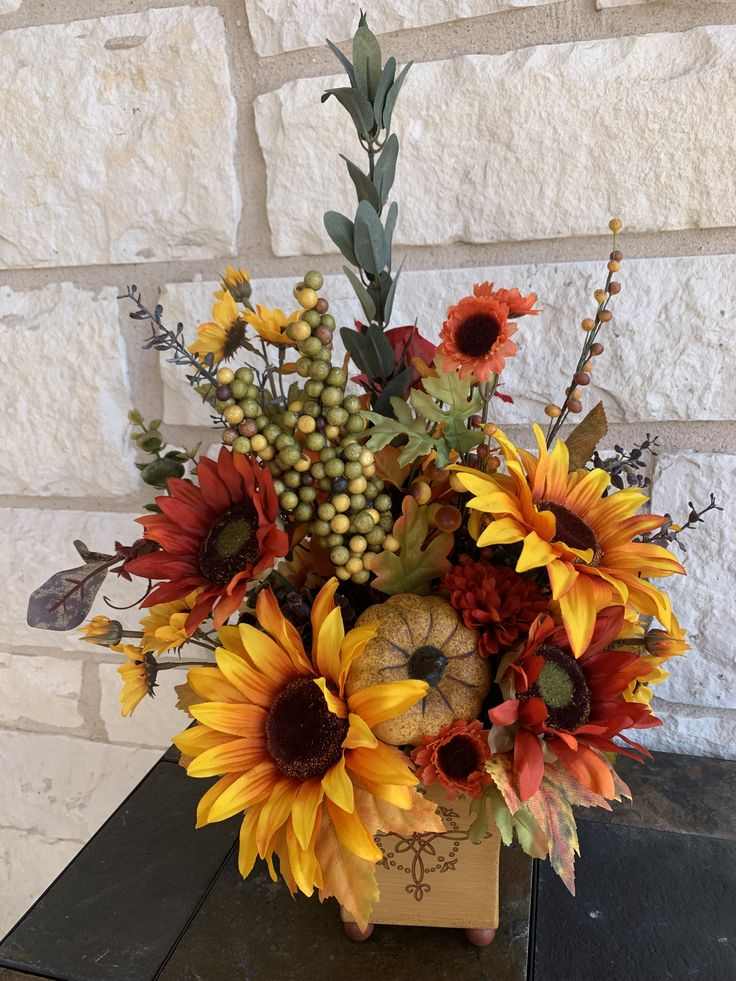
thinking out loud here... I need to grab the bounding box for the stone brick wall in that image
[1,0,735,934]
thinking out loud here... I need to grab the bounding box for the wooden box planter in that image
[342,787,501,932]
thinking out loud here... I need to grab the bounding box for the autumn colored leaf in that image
[315,813,379,931]
[373,444,413,489]
[565,401,608,471]
[486,752,623,894]
[356,787,445,837]
[364,495,452,595]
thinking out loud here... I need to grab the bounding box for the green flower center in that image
[527,644,591,731]
[455,313,500,358]
[266,677,348,781]
[199,503,259,586]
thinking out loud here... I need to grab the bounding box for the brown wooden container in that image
[342,786,501,930]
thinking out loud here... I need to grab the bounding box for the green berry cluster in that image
[220,269,394,583]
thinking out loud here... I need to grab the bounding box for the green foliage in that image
[129,409,198,489]
[322,15,412,331]
[361,372,483,467]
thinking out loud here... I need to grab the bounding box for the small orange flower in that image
[438,291,517,382]
[411,719,491,799]
[473,282,539,318]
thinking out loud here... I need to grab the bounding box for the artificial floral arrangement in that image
[28,16,720,932]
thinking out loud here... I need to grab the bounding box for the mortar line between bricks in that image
[0,824,86,846]
[6,226,736,289]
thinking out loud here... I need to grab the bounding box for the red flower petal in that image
[515,729,545,801]
[196,457,232,512]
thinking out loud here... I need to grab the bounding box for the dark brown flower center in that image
[526,644,591,731]
[223,318,248,360]
[437,735,482,782]
[538,501,601,564]
[198,502,259,586]
[408,645,448,688]
[265,677,348,780]
[455,313,501,358]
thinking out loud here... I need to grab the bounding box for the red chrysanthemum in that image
[473,281,539,318]
[438,291,518,382]
[442,556,548,657]
[489,608,661,802]
[125,448,289,632]
[411,719,491,799]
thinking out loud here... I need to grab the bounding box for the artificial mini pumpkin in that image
[346,594,490,745]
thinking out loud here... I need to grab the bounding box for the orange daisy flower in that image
[438,290,518,382]
[454,425,685,657]
[473,281,540,318]
[174,580,434,927]
[411,719,491,799]
[125,448,289,632]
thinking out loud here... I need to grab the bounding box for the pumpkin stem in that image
[408,645,449,688]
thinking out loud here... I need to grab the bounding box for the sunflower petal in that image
[559,576,608,658]
[343,713,378,750]
[238,623,299,684]
[196,773,241,828]
[326,799,383,863]
[311,578,339,655]
[256,778,298,855]
[346,743,417,787]
[187,737,266,778]
[338,626,377,695]
[348,680,428,729]
[207,760,279,824]
[238,806,261,878]
[189,701,266,738]
[476,516,526,548]
[322,755,355,813]
[516,530,554,572]
[215,647,279,708]
[547,559,578,600]
[315,606,345,685]
[173,723,232,759]
[291,779,324,850]
[355,778,413,809]
[187,666,243,703]
[314,677,348,718]
[255,588,311,673]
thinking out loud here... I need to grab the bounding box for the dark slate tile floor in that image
[1,751,734,981]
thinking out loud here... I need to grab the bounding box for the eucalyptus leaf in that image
[352,13,382,101]
[372,56,396,129]
[383,256,404,324]
[340,327,373,376]
[324,211,358,266]
[321,87,374,138]
[365,324,396,378]
[354,200,387,276]
[341,266,377,322]
[374,134,399,206]
[384,200,398,268]
[382,61,413,130]
[340,155,380,210]
[325,38,356,87]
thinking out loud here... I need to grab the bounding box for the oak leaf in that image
[364,495,452,594]
[565,401,608,471]
[355,787,445,837]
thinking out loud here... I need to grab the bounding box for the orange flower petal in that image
[189,701,267,738]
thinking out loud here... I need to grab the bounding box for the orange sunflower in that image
[174,580,439,927]
[454,425,685,657]
[125,448,289,632]
[438,288,518,382]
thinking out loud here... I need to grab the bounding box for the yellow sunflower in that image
[454,425,685,657]
[140,590,202,655]
[244,304,301,346]
[617,616,688,705]
[115,644,158,716]
[216,265,251,304]
[80,615,123,647]
[189,291,248,363]
[173,579,435,926]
